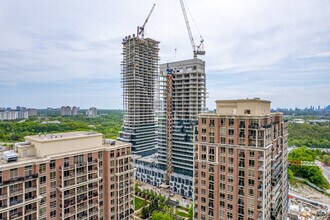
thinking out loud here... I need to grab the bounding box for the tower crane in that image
[179,0,205,58]
[137,4,156,38]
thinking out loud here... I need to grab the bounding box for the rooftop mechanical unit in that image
[2,150,19,162]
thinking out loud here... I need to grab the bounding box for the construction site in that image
[117,5,160,156]
[118,1,330,219]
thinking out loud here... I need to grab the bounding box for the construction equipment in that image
[179,0,205,58]
[165,64,174,185]
[137,4,156,38]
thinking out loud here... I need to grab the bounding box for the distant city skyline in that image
[0,0,329,109]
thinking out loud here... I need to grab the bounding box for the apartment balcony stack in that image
[194,98,288,220]
[157,58,207,197]
[0,132,134,220]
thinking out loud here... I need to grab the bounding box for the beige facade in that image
[194,99,288,220]
[0,132,134,220]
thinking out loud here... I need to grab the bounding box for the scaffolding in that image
[118,35,160,156]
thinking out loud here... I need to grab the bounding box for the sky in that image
[0,0,329,110]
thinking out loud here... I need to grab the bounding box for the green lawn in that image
[135,197,148,211]
[176,209,189,218]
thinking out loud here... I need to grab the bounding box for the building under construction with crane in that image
[118,4,159,156]
[133,0,207,197]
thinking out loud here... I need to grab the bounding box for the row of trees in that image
[0,110,123,142]
[288,123,330,148]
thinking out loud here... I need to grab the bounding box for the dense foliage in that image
[288,147,330,189]
[151,211,175,220]
[0,110,123,142]
[288,123,330,148]
[135,183,192,220]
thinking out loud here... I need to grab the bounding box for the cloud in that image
[0,0,329,109]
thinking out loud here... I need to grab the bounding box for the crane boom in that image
[179,0,196,54]
[137,4,156,38]
[179,0,205,58]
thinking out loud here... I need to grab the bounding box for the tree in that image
[188,205,193,220]
[141,206,149,219]
[151,211,175,220]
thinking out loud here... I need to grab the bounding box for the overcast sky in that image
[0,0,329,109]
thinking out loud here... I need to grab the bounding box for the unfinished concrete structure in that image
[194,98,288,220]
[118,35,159,156]
[157,58,207,197]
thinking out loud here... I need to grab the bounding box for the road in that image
[315,160,330,184]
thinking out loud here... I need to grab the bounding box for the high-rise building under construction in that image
[118,35,159,156]
[157,58,207,197]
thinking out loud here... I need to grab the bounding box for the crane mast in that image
[137,4,156,38]
[179,0,205,58]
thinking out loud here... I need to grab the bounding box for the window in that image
[220,183,225,190]
[74,155,84,164]
[228,129,234,136]
[9,184,18,193]
[220,127,226,136]
[220,137,226,144]
[25,166,32,177]
[249,160,255,167]
[229,119,234,126]
[40,187,46,195]
[40,176,46,185]
[64,157,69,167]
[10,169,18,178]
[201,128,206,134]
[50,160,56,170]
[39,164,46,173]
[220,156,226,163]
[88,153,93,162]
[229,139,234,145]
[249,189,254,196]
[244,109,251,114]
[98,151,103,159]
[220,118,226,125]
[210,119,215,127]
[25,181,32,189]
[249,198,254,206]
[202,118,206,125]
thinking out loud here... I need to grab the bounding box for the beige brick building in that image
[0,132,134,220]
[194,98,288,220]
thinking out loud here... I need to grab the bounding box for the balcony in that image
[25,186,37,193]
[9,212,22,219]
[25,207,37,215]
[9,199,23,206]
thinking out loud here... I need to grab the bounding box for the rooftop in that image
[25,131,102,142]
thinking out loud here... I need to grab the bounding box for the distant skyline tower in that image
[118,35,159,156]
